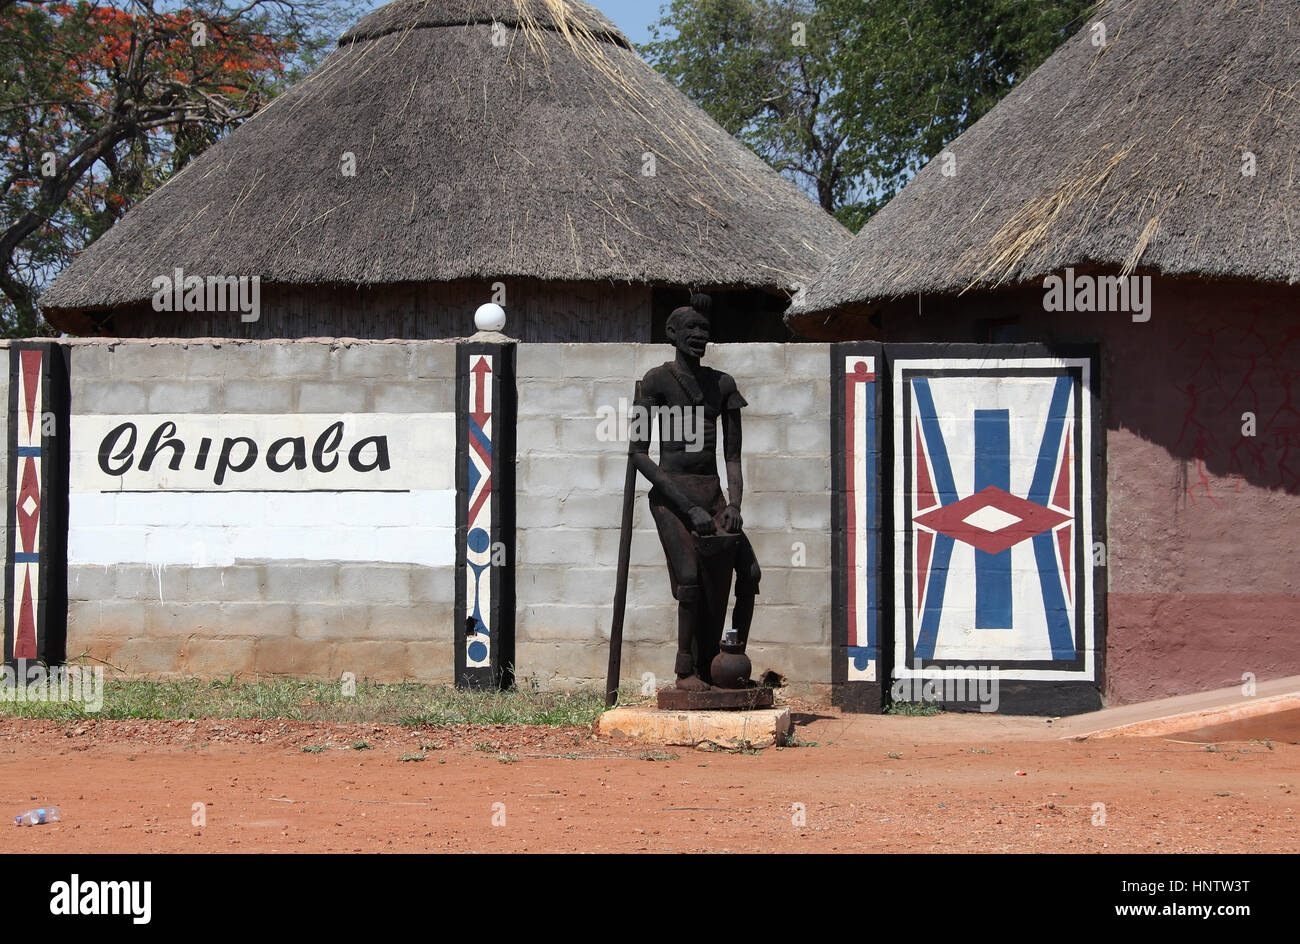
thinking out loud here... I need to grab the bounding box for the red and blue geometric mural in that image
[5,342,69,667]
[890,346,1103,713]
[455,342,516,690]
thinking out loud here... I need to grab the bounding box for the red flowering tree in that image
[0,0,355,334]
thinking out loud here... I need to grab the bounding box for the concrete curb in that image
[1068,692,1300,740]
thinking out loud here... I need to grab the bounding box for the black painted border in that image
[830,342,886,713]
[883,343,1106,715]
[4,342,70,669]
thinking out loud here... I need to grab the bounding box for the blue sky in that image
[588,0,669,45]
[348,2,671,47]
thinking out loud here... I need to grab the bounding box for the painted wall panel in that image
[67,411,456,567]
[890,348,1104,711]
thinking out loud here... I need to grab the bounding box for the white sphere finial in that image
[475,302,507,333]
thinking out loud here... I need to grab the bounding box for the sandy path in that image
[2,711,1295,853]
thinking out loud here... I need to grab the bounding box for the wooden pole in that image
[605,381,642,707]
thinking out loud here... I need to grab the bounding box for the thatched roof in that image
[789,0,1300,335]
[41,0,848,331]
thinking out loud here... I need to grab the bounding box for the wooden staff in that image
[605,381,642,707]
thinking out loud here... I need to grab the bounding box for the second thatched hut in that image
[790,0,1300,705]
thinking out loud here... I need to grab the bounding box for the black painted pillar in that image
[5,342,70,669]
[454,340,517,690]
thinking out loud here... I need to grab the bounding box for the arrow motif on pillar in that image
[464,354,494,670]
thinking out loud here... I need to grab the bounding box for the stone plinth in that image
[597,704,791,749]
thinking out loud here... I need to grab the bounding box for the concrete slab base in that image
[598,705,792,749]
[1073,692,1300,740]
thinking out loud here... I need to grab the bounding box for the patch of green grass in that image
[0,673,609,727]
[699,739,762,755]
[496,753,517,764]
[777,732,819,749]
[638,750,679,762]
[885,701,943,716]
[300,744,327,754]
[399,752,426,762]
[886,751,903,759]
[968,748,994,754]
[350,740,371,751]
[400,686,608,727]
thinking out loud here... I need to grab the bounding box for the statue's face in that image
[668,311,710,359]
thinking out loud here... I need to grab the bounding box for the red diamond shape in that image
[914,485,1070,555]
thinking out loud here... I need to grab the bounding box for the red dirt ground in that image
[2,708,1295,853]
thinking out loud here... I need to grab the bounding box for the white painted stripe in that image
[68,490,456,567]
[847,355,874,682]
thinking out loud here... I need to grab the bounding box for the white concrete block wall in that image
[0,351,6,520]
[62,339,459,682]
[2,337,834,694]
[515,342,833,697]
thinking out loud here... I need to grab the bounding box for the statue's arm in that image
[722,406,744,512]
[629,379,696,517]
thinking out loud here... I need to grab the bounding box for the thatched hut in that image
[791,0,1300,704]
[40,0,848,342]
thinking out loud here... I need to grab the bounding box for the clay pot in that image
[710,641,752,690]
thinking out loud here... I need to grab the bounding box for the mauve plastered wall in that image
[880,279,1300,704]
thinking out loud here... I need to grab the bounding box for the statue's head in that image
[666,293,712,359]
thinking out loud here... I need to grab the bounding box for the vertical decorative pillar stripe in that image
[455,340,516,690]
[831,343,885,712]
[5,342,69,667]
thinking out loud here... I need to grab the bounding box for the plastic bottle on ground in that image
[13,806,60,826]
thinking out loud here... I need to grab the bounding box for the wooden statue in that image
[628,294,762,691]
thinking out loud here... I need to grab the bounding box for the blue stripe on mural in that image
[915,533,955,660]
[14,553,38,563]
[974,409,1012,629]
[16,446,40,457]
[912,378,958,505]
[1028,376,1073,505]
[467,417,490,452]
[1033,530,1076,658]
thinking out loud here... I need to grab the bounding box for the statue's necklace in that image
[666,362,705,406]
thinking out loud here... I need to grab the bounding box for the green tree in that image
[643,0,1093,231]
[0,0,360,336]
[644,0,859,221]
[826,0,1092,228]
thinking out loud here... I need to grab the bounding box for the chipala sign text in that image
[71,413,455,493]
[98,419,389,485]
